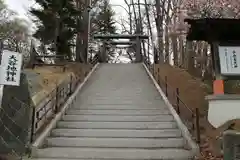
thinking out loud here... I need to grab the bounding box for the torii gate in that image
[93,34,148,63]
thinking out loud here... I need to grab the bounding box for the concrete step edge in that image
[56,121,178,129]
[45,137,185,148]
[50,128,182,138]
[34,147,193,159]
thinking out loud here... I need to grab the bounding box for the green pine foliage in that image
[30,0,80,58]
[30,0,116,61]
[96,0,116,34]
[95,0,116,61]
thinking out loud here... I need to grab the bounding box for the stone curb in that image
[142,63,200,157]
[30,63,99,156]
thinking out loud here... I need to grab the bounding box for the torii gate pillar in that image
[99,42,107,63]
[135,36,142,63]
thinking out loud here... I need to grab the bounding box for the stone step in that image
[56,121,177,129]
[31,159,191,160]
[74,97,165,105]
[30,64,195,160]
[30,159,78,160]
[62,115,174,122]
[76,98,163,102]
[77,101,165,105]
[51,129,182,138]
[66,109,170,115]
[78,96,162,100]
[77,95,161,99]
[34,147,193,159]
[72,106,166,110]
[77,93,162,97]
[46,137,185,148]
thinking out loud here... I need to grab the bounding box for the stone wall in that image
[0,63,94,156]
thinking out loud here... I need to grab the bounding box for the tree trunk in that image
[155,0,164,63]
[164,26,169,63]
[186,41,195,74]
[144,0,154,63]
[81,0,91,63]
[131,0,138,30]
[75,32,82,62]
[75,0,83,62]
[179,35,184,67]
[164,0,171,64]
[172,35,178,66]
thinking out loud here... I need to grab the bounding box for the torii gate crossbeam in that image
[93,34,149,63]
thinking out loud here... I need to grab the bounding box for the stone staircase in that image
[30,63,197,160]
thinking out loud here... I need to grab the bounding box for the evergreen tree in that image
[30,0,80,58]
[95,0,116,34]
[94,0,116,62]
[30,0,116,62]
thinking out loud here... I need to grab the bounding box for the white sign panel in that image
[0,50,22,86]
[218,46,240,76]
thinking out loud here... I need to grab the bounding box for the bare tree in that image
[123,0,133,33]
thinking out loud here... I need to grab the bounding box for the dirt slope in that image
[154,63,223,160]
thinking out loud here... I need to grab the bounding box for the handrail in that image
[144,61,201,144]
[29,64,92,142]
[29,75,76,142]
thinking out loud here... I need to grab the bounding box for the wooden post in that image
[165,76,168,97]
[176,88,180,114]
[195,108,201,144]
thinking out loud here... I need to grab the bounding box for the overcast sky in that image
[5,0,127,20]
[5,0,35,18]
[5,0,129,31]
